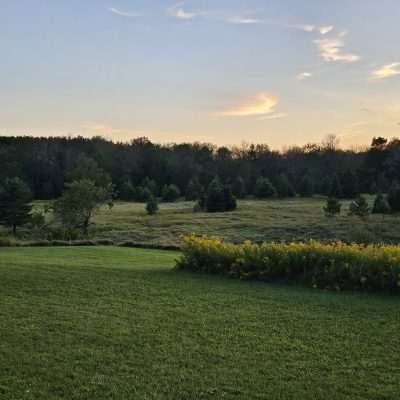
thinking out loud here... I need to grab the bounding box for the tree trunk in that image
[12,224,16,236]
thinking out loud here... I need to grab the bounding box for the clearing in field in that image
[1,246,399,399]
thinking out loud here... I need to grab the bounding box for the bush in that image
[323,197,341,217]
[161,184,181,202]
[146,195,159,215]
[177,235,400,293]
[254,177,276,199]
[372,193,391,215]
[388,181,400,212]
[232,176,247,199]
[348,195,370,219]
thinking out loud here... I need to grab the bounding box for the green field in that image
[92,197,400,247]
[1,246,399,399]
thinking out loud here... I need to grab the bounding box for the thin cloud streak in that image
[108,7,142,18]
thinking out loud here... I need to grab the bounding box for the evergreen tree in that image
[204,177,226,212]
[254,177,276,199]
[387,181,400,212]
[349,195,370,219]
[146,194,159,215]
[223,185,237,211]
[323,197,341,217]
[372,193,391,215]
[275,174,296,197]
[232,176,246,199]
[330,174,343,198]
[341,170,359,198]
[0,177,33,235]
[161,184,181,202]
[298,175,314,197]
[185,177,203,201]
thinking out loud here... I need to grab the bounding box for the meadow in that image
[1,246,399,400]
[91,197,400,247]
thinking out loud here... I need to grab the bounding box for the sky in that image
[0,0,399,148]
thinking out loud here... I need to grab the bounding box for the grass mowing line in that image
[0,246,399,399]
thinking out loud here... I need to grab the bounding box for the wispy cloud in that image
[314,33,360,63]
[319,25,333,35]
[371,63,400,80]
[108,7,142,18]
[297,72,312,80]
[168,2,197,20]
[226,16,262,25]
[217,93,283,118]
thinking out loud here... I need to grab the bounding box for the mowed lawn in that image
[1,247,400,399]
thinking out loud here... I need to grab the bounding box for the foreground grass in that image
[1,247,399,399]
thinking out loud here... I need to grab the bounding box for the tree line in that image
[1,135,400,201]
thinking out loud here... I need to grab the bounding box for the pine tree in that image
[323,197,341,217]
[223,185,237,211]
[204,177,226,212]
[146,195,159,215]
[119,180,136,201]
[0,177,33,235]
[372,193,391,215]
[349,195,370,219]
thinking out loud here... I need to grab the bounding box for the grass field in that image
[1,246,399,399]
[91,197,400,247]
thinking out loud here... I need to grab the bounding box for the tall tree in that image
[0,177,33,235]
[54,179,113,235]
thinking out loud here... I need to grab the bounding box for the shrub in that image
[372,193,391,215]
[348,195,370,219]
[176,235,400,293]
[324,197,341,217]
[254,177,276,199]
[146,195,159,215]
[161,184,181,202]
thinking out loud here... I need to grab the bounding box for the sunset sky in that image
[1,0,399,148]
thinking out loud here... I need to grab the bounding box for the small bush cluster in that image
[177,235,400,293]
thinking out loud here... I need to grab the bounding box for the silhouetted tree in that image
[0,177,33,235]
[372,193,391,215]
[388,181,400,212]
[349,195,370,219]
[298,175,314,197]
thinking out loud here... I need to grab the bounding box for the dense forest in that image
[0,135,399,200]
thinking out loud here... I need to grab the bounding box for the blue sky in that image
[1,0,399,148]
